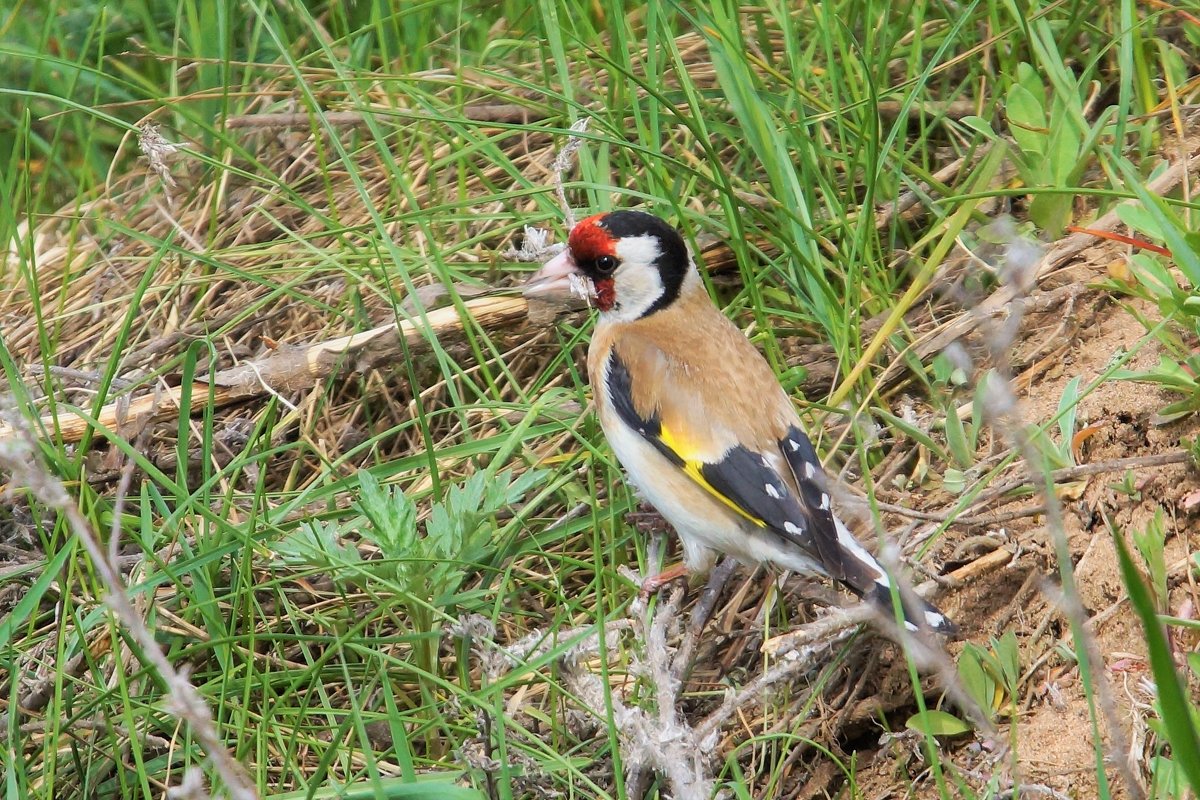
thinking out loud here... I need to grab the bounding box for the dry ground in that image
[831,252,1200,797]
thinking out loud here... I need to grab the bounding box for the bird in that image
[523,209,954,633]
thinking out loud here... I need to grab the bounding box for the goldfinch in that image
[525,210,953,633]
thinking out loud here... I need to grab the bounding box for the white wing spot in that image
[819,493,830,510]
[761,454,773,469]
[788,438,801,451]
[765,484,781,499]
[837,518,886,581]
[803,462,816,479]
[784,521,804,536]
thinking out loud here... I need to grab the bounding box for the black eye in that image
[595,255,619,274]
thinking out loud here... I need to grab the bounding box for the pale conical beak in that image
[523,249,586,302]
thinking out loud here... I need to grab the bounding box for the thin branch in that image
[0,296,529,446]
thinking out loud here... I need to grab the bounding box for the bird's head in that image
[524,210,693,321]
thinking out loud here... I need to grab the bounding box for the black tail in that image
[861,579,957,635]
[777,425,956,635]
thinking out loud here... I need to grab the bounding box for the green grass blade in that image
[1112,530,1200,791]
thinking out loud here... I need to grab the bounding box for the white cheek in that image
[604,264,664,321]
[602,234,665,322]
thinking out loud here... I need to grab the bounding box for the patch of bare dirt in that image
[844,249,1200,798]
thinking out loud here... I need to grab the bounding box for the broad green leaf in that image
[1029,193,1073,237]
[961,115,996,137]
[942,467,967,495]
[1117,203,1167,242]
[906,709,972,738]
[993,631,1021,691]
[958,647,996,715]
[1006,83,1047,157]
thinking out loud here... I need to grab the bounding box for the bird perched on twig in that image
[524,210,953,633]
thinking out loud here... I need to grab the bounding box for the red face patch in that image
[568,214,616,265]
[594,278,616,311]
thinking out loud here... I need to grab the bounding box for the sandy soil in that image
[842,251,1200,798]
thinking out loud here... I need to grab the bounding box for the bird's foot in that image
[638,562,690,600]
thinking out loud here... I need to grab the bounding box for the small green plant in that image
[273,467,546,676]
[1110,251,1200,423]
[918,353,986,495]
[1021,376,1091,498]
[1113,532,1200,795]
[1104,158,1200,424]
[958,631,1022,723]
[1128,508,1170,615]
[963,62,1106,237]
[909,631,1022,738]
[1110,469,1142,501]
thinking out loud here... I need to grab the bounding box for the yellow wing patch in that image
[658,424,767,527]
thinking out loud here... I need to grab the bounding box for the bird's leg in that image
[689,556,738,634]
[638,561,690,598]
[670,557,740,680]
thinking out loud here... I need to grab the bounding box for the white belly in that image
[601,409,819,574]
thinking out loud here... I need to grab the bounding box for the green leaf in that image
[426,502,459,555]
[502,468,550,508]
[945,407,974,470]
[1057,376,1082,453]
[1127,253,1185,305]
[1149,756,1187,799]
[1131,508,1168,613]
[942,467,967,495]
[993,630,1021,691]
[1112,154,1200,287]
[1029,193,1073,238]
[356,470,417,558]
[273,521,361,570]
[1114,357,1198,391]
[1016,62,1045,100]
[906,709,972,738]
[1047,96,1083,187]
[960,115,996,138]
[1006,83,1047,157]
[875,407,946,456]
[1112,530,1200,792]
[1188,652,1200,681]
[267,776,484,799]
[1116,203,1166,242]
[958,646,996,716]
